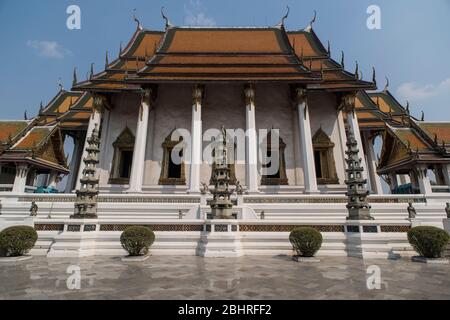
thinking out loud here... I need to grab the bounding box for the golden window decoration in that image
[261,130,288,185]
[109,127,135,185]
[159,131,186,185]
[312,127,339,185]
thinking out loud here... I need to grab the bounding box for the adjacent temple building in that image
[0,11,449,258]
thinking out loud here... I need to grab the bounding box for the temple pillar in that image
[362,131,383,194]
[127,89,151,193]
[295,88,318,193]
[399,174,411,186]
[12,164,29,193]
[388,172,399,191]
[415,165,433,195]
[245,85,259,193]
[442,164,450,187]
[75,108,101,191]
[48,171,59,188]
[65,133,84,193]
[188,85,203,193]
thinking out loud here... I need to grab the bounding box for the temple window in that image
[261,130,288,185]
[109,127,135,185]
[312,127,339,185]
[159,131,186,185]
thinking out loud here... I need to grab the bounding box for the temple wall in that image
[254,83,301,186]
[308,92,346,186]
[200,84,246,185]
[98,93,140,188]
[97,86,345,191]
[144,84,192,185]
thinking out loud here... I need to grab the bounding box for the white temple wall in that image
[201,84,246,185]
[308,92,346,186]
[254,83,300,186]
[144,84,192,186]
[98,93,140,188]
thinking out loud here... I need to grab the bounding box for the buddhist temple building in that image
[0,12,449,258]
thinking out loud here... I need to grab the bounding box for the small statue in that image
[260,210,265,220]
[178,210,183,219]
[235,180,243,195]
[445,203,450,219]
[29,201,38,217]
[407,202,416,219]
[200,182,209,195]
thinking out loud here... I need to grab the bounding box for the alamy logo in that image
[66,265,81,290]
[66,5,81,30]
[366,265,381,290]
[367,5,381,30]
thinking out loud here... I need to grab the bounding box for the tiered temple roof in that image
[0,125,68,173]
[1,17,448,179]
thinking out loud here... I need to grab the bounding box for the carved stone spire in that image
[210,127,234,219]
[344,129,372,220]
[72,124,100,219]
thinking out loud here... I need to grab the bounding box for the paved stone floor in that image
[1,255,449,300]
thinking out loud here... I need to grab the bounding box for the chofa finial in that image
[89,63,94,80]
[340,51,345,69]
[72,67,78,87]
[354,61,359,80]
[161,7,173,29]
[57,77,64,91]
[421,110,425,121]
[276,6,290,28]
[105,50,109,69]
[133,8,143,30]
[372,67,376,86]
[383,76,389,92]
[304,10,317,32]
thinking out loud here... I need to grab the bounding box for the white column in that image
[127,89,151,193]
[75,110,101,190]
[245,85,259,193]
[442,164,450,187]
[48,171,59,188]
[188,85,203,193]
[399,174,411,185]
[346,109,368,182]
[12,164,29,193]
[65,134,84,193]
[416,165,433,195]
[295,88,318,193]
[362,131,383,194]
[388,172,399,191]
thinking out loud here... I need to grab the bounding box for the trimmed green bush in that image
[0,226,38,257]
[407,226,449,258]
[120,226,155,256]
[289,227,323,257]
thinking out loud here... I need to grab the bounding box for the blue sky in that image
[0,0,449,121]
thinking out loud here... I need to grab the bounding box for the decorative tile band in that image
[67,225,81,232]
[244,197,426,204]
[239,225,346,232]
[19,196,200,204]
[380,225,411,233]
[99,224,204,232]
[34,224,64,231]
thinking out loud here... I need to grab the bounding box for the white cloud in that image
[397,78,450,102]
[26,40,72,59]
[184,0,216,26]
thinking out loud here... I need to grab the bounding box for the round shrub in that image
[120,226,155,256]
[289,227,323,257]
[0,226,38,257]
[407,226,449,258]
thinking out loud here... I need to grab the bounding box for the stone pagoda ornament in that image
[344,130,373,220]
[72,124,100,219]
[210,127,234,219]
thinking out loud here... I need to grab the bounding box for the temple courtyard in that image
[1,256,449,300]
